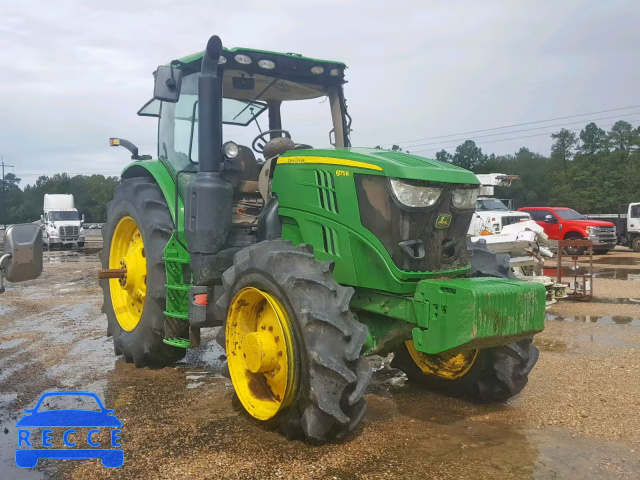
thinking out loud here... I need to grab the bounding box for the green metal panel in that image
[411,277,546,354]
[278,148,480,184]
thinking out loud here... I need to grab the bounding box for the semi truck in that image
[586,203,640,252]
[41,194,85,250]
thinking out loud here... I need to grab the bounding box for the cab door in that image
[537,209,562,240]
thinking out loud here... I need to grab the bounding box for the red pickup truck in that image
[518,206,617,254]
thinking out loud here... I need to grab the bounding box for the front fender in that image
[563,228,586,239]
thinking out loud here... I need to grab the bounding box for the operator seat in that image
[230,145,261,194]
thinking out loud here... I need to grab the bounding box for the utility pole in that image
[1,158,15,230]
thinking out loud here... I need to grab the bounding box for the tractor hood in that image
[278,148,480,184]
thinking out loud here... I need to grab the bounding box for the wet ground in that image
[1,249,639,479]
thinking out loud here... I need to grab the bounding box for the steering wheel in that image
[252,129,292,153]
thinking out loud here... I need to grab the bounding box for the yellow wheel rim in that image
[406,340,478,380]
[226,287,297,420]
[109,216,146,331]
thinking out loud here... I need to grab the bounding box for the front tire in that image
[632,237,640,253]
[563,233,586,255]
[392,338,539,402]
[215,240,371,443]
[100,177,185,367]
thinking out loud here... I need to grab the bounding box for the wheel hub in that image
[242,331,279,373]
[226,287,297,420]
[406,340,478,380]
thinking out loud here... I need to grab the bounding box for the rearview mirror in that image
[1,224,43,284]
[544,215,557,224]
[153,65,183,103]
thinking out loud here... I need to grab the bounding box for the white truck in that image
[587,203,640,252]
[41,194,85,250]
[468,173,530,236]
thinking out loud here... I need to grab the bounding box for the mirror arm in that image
[109,138,152,160]
[0,253,10,294]
[0,253,11,269]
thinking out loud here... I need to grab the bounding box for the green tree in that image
[435,149,452,163]
[452,140,486,170]
[550,128,578,172]
[608,120,638,152]
[578,122,608,154]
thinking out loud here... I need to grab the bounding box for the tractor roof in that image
[172,47,347,86]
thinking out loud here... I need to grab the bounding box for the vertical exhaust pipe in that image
[198,36,223,173]
[185,35,234,285]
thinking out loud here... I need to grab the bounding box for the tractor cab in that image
[137,46,350,191]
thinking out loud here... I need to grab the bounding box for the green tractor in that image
[101,35,545,443]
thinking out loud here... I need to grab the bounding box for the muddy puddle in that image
[581,256,640,266]
[544,266,640,280]
[591,297,640,305]
[44,251,100,264]
[547,313,640,326]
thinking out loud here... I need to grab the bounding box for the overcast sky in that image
[1,0,639,185]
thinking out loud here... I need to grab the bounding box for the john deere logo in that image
[436,214,452,229]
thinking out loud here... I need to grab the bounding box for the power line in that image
[379,104,640,148]
[17,171,122,178]
[410,119,636,155]
[402,112,640,150]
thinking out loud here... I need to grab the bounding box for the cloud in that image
[1,0,639,184]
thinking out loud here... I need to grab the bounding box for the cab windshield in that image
[477,199,509,211]
[554,209,587,220]
[157,69,344,176]
[49,211,79,221]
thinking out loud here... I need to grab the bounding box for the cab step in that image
[163,337,190,349]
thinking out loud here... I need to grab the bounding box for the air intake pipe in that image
[185,35,234,285]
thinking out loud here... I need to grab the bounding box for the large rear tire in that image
[100,177,185,367]
[215,240,371,443]
[392,338,538,402]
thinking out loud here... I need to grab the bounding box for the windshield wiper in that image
[232,76,283,121]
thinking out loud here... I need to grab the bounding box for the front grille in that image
[59,226,79,237]
[355,175,474,273]
[591,227,615,235]
[501,215,529,227]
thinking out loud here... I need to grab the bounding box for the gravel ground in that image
[1,252,639,479]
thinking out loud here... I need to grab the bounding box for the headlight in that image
[452,188,479,209]
[389,179,442,208]
[223,141,239,159]
[585,226,591,234]
[50,231,59,237]
[79,228,85,235]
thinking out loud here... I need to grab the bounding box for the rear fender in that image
[121,162,184,233]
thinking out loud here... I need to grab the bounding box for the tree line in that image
[1,173,119,224]
[433,119,640,213]
[2,119,639,225]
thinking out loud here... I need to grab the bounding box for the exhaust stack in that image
[185,35,234,285]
